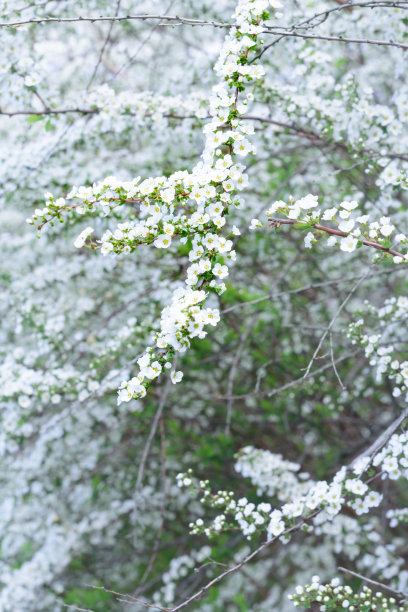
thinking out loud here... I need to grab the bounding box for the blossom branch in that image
[338,566,408,601]
[268,217,407,260]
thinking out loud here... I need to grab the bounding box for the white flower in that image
[322,207,337,221]
[74,227,94,248]
[266,201,286,216]
[295,194,318,209]
[118,388,133,403]
[155,234,172,248]
[340,236,358,252]
[171,371,183,384]
[213,263,228,279]
[304,232,314,248]
[380,224,394,237]
[338,219,355,233]
[340,200,358,211]
[234,138,254,157]
[249,218,261,230]
[24,73,42,87]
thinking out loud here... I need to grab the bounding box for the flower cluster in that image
[348,296,408,400]
[178,439,390,542]
[117,288,220,403]
[372,431,408,481]
[387,508,408,528]
[289,576,408,611]
[176,471,275,539]
[235,445,314,502]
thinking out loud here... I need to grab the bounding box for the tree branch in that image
[0,14,231,29]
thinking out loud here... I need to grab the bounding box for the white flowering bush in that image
[2,0,408,610]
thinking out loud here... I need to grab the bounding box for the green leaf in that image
[45,119,52,131]
[26,114,44,123]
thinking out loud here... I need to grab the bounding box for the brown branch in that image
[268,217,407,260]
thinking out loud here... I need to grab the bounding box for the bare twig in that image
[135,366,175,494]
[225,314,256,435]
[222,267,405,315]
[243,116,408,163]
[302,269,371,378]
[135,417,169,592]
[330,332,346,390]
[110,0,177,82]
[262,28,408,52]
[216,350,358,400]
[86,0,121,90]
[90,586,170,611]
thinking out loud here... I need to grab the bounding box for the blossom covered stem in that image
[268,216,407,260]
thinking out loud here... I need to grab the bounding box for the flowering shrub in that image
[1,0,408,610]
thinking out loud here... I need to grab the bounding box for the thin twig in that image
[302,269,371,378]
[90,586,170,611]
[110,0,176,82]
[222,273,375,315]
[262,28,408,51]
[338,566,408,601]
[216,350,358,400]
[292,1,408,30]
[135,367,175,494]
[135,417,169,592]
[225,314,256,435]
[330,332,346,390]
[86,0,121,90]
